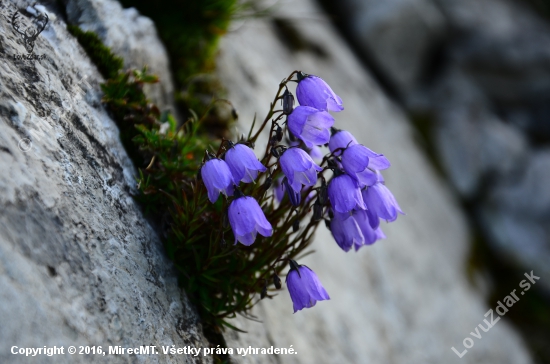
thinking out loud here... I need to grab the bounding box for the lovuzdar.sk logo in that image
[11,6,49,54]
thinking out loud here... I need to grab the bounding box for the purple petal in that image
[280,148,322,192]
[201,159,234,203]
[288,107,334,148]
[225,144,267,183]
[329,130,358,156]
[330,213,364,252]
[353,209,378,248]
[228,196,272,245]
[328,174,366,214]
[362,183,404,222]
[296,75,343,112]
[287,266,330,313]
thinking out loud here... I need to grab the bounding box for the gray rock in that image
[0,1,209,363]
[216,0,533,362]
[432,69,529,197]
[479,149,550,290]
[65,0,176,113]
[436,0,550,140]
[338,0,447,96]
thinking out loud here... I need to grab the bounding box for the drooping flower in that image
[342,144,390,187]
[296,73,343,112]
[362,179,404,222]
[330,209,378,252]
[286,260,330,313]
[280,148,322,193]
[289,140,323,162]
[328,129,358,156]
[288,106,334,148]
[228,195,273,246]
[328,173,366,218]
[200,158,235,203]
[225,143,267,183]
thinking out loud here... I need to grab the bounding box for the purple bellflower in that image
[201,158,235,203]
[228,195,273,246]
[328,129,358,156]
[280,147,322,193]
[286,260,330,313]
[290,140,324,163]
[225,143,267,183]
[342,144,390,187]
[296,74,344,112]
[330,209,378,252]
[362,178,404,222]
[288,106,334,148]
[328,173,366,219]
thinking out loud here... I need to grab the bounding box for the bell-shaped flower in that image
[286,260,330,313]
[290,140,323,162]
[225,143,267,183]
[328,173,366,218]
[342,144,390,187]
[296,74,343,112]
[288,106,334,148]
[330,209,378,252]
[280,148,322,193]
[201,158,235,203]
[228,195,273,246]
[328,129,358,156]
[362,179,404,222]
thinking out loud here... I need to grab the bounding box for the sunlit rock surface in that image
[0,1,209,363]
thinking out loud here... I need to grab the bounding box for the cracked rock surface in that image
[0,1,209,363]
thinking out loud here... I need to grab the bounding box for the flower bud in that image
[318,178,328,205]
[282,89,295,115]
[273,274,282,289]
[276,125,283,142]
[313,199,323,221]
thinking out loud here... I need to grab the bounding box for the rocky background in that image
[0,0,547,363]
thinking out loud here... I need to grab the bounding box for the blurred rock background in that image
[0,0,548,362]
[319,0,550,360]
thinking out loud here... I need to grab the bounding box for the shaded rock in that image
[216,0,533,362]
[0,1,209,363]
[338,0,447,96]
[432,69,529,197]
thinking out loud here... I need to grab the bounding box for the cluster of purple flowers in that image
[201,144,271,246]
[200,72,403,313]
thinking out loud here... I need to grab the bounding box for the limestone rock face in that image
[0,1,208,363]
[216,0,533,363]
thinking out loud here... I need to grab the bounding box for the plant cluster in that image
[100,67,403,334]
